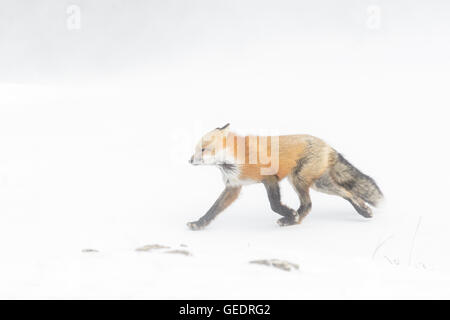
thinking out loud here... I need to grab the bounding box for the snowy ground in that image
[2,0,450,299]
[1,76,449,299]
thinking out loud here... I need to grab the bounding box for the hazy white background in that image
[1,0,450,299]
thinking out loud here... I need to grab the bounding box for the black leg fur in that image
[187,186,241,230]
[346,197,373,218]
[263,176,299,226]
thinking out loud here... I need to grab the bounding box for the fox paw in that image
[277,214,300,227]
[187,221,205,231]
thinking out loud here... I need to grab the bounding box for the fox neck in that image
[218,162,242,186]
[209,133,255,186]
[215,145,253,186]
[211,137,239,185]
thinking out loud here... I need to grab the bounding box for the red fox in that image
[188,124,383,230]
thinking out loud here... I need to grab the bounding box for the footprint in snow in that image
[249,259,299,272]
[81,249,99,253]
[164,249,192,256]
[135,244,170,252]
[136,244,192,256]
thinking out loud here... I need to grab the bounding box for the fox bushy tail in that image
[331,153,383,207]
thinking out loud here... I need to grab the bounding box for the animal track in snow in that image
[135,244,192,256]
[81,249,99,253]
[164,249,192,256]
[249,259,299,272]
[135,244,170,252]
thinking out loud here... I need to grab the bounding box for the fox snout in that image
[189,155,200,165]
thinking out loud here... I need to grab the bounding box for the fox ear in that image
[217,123,230,131]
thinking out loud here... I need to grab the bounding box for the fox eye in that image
[201,148,206,152]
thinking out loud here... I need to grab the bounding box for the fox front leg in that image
[263,176,299,226]
[187,186,242,230]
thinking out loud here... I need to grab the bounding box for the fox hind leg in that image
[347,197,373,218]
[313,173,373,218]
[287,153,327,224]
[288,174,313,223]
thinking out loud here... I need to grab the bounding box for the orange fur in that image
[188,125,382,229]
[224,133,332,182]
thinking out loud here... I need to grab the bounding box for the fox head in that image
[189,123,231,165]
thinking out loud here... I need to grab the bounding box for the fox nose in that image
[189,155,194,164]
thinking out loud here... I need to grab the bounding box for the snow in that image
[1,1,450,299]
[1,75,449,299]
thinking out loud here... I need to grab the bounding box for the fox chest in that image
[217,163,255,187]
